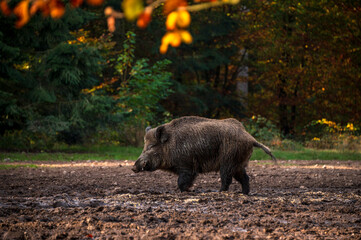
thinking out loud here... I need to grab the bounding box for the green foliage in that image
[0,5,108,149]
[250,148,361,161]
[119,59,173,118]
[276,139,304,151]
[0,130,56,151]
[114,32,173,146]
[302,119,361,150]
[244,115,280,142]
[81,31,174,146]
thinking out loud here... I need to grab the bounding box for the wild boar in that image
[132,116,276,194]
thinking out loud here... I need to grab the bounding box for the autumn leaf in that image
[104,6,113,16]
[169,31,181,47]
[30,0,64,18]
[176,9,190,28]
[166,9,191,30]
[107,16,115,32]
[85,0,104,7]
[70,0,83,8]
[137,7,152,29]
[49,0,65,18]
[122,0,144,21]
[13,0,30,28]
[164,0,187,15]
[30,0,49,16]
[160,32,176,53]
[0,0,11,16]
[166,11,178,31]
[160,30,189,54]
[179,30,192,44]
[160,35,171,54]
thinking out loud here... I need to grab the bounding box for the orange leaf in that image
[170,32,181,47]
[13,0,30,28]
[163,0,187,15]
[86,0,103,6]
[160,42,169,54]
[176,10,190,28]
[49,0,64,18]
[107,16,115,32]
[160,32,172,54]
[165,11,178,31]
[179,30,192,44]
[104,6,113,16]
[162,32,181,47]
[70,0,83,7]
[137,11,152,29]
[0,0,11,16]
[30,0,48,16]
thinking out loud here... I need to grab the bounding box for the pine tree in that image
[0,5,105,149]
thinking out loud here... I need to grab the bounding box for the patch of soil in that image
[0,160,360,239]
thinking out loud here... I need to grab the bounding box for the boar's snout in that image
[132,157,146,173]
[131,164,140,173]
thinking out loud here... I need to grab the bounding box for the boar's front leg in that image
[233,168,250,195]
[220,165,233,191]
[178,171,197,192]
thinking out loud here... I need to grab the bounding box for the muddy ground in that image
[0,160,360,239]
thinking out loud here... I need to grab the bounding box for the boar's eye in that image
[146,144,154,151]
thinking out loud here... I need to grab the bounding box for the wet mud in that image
[0,160,360,239]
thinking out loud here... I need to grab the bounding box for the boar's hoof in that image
[177,172,196,192]
[242,189,250,195]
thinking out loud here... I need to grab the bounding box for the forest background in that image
[1,0,360,152]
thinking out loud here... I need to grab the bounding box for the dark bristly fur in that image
[132,116,277,194]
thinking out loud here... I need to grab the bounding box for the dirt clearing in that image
[0,160,360,239]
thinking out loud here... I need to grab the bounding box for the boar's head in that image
[132,126,169,173]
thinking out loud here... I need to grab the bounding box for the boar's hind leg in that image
[233,168,250,195]
[220,166,233,191]
[178,171,197,192]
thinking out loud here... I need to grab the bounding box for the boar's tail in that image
[253,141,278,165]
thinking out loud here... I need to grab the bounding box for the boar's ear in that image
[145,126,152,133]
[155,126,169,143]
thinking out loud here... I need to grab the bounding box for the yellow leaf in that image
[179,30,192,44]
[160,32,181,54]
[170,32,181,47]
[122,0,144,21]
[160,43,169,54]
[166,11,178,31]
[176,10,191,28]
